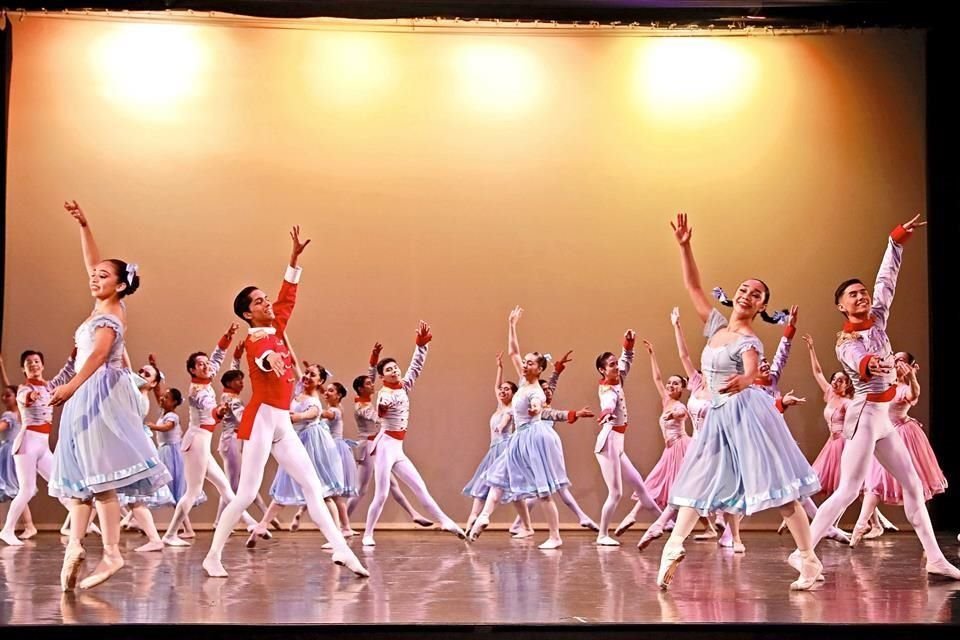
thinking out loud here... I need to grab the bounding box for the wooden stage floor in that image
[2,529,959,631]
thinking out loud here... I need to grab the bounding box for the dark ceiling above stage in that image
[3,1,947,28]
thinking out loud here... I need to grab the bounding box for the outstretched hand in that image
[64,200,88,227]
[670,212,692,246]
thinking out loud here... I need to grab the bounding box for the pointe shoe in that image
[87,521,102,536]
[926,559,960,580]
[507,521,521,535]
[413,516,434,528]
[717,528,734,548]
[596,535,621,547]
[614,518,637,537]
[826,527,851,544]
[179,530,196,539]
[511,528,535,539]
[538,538,562,550]
[341,529,358,538]
[78,548,124,590]
[290,513,301,532]
[135,540,166,553]
[20,526,38,540]
[693,529,717,541]
[0,530,24,547]
[362,536,376,547]
[202,555,228,578]
[790,553,823,591]
[332,550,370,577]
[580,519,600,532]
[637,525,664,552]
[657,546,685,590]
[441,522,467,540]
[864,523,884,540]
[321,542,333,550]
[467,514,489,542]
[60,543,86,591]
[162,536,192,547]
[732,542,746,554]
[270,518,283,531]
[776,520,787,536]
[788,550,825,582]
[849,523,872,548]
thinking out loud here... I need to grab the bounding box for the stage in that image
[2,529,959,635]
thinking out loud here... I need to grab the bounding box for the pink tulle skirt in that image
[868,419,947,505]
[811,435,844,496]
[644,435,692,509]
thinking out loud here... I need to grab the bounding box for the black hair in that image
[834,278,864,307]
[20,350,44,368]
[330,382,347,399]
[376,357,397,376]
[166,388,184,408]
[352,375,371,394]
[186,352,207,375]
[221,369,244,387]
[233,286,258,325]
[717,280,786,324]
[106,258,141,298]
[595,351,616,373]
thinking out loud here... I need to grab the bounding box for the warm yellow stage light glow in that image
[92,23,206,116]
[303,32,395,108]
[454,43,541,115]
[637,38,757,120]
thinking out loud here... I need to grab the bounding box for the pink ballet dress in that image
[644,400,693,509]
[867,384,947,504]
[810,389,848,496]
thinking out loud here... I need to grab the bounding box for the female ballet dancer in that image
[322,381,360,536]
[347,343,432,528]
[119,363,176,552]
[509,358,602,536]
[656,213,822,591]
[203,226,366,578]
[146,387,200,539]
[591,331,665,547]
[362,322,466,546]
[802,334,851,499]
[666,307,724,542]
[463,352,516,532]
[1,384,36,535]
[49,200,171,590]
[801,215,960,580]
[258,362,344,535]
[0,349,76,546]
[849,353,947,545]
[622,339,693,551]
[467,307,594,549]
[216,345,272,528]
[160,326,260,547]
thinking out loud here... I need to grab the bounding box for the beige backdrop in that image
[3,17,928,528]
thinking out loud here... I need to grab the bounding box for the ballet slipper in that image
[538,538,562,550]
[0,531,24,546]
[637,525,664,551]
[135,540,165,553]
[614,517,637,537]
[467,514,490,542]
[332,549,370,577]
[596,535,620,547]
[60,542,86,591]
[657,545,685,590]
[202,555,228,578]
[790,553,823,591]
[78,544,124,590]
[788,550,825,582]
